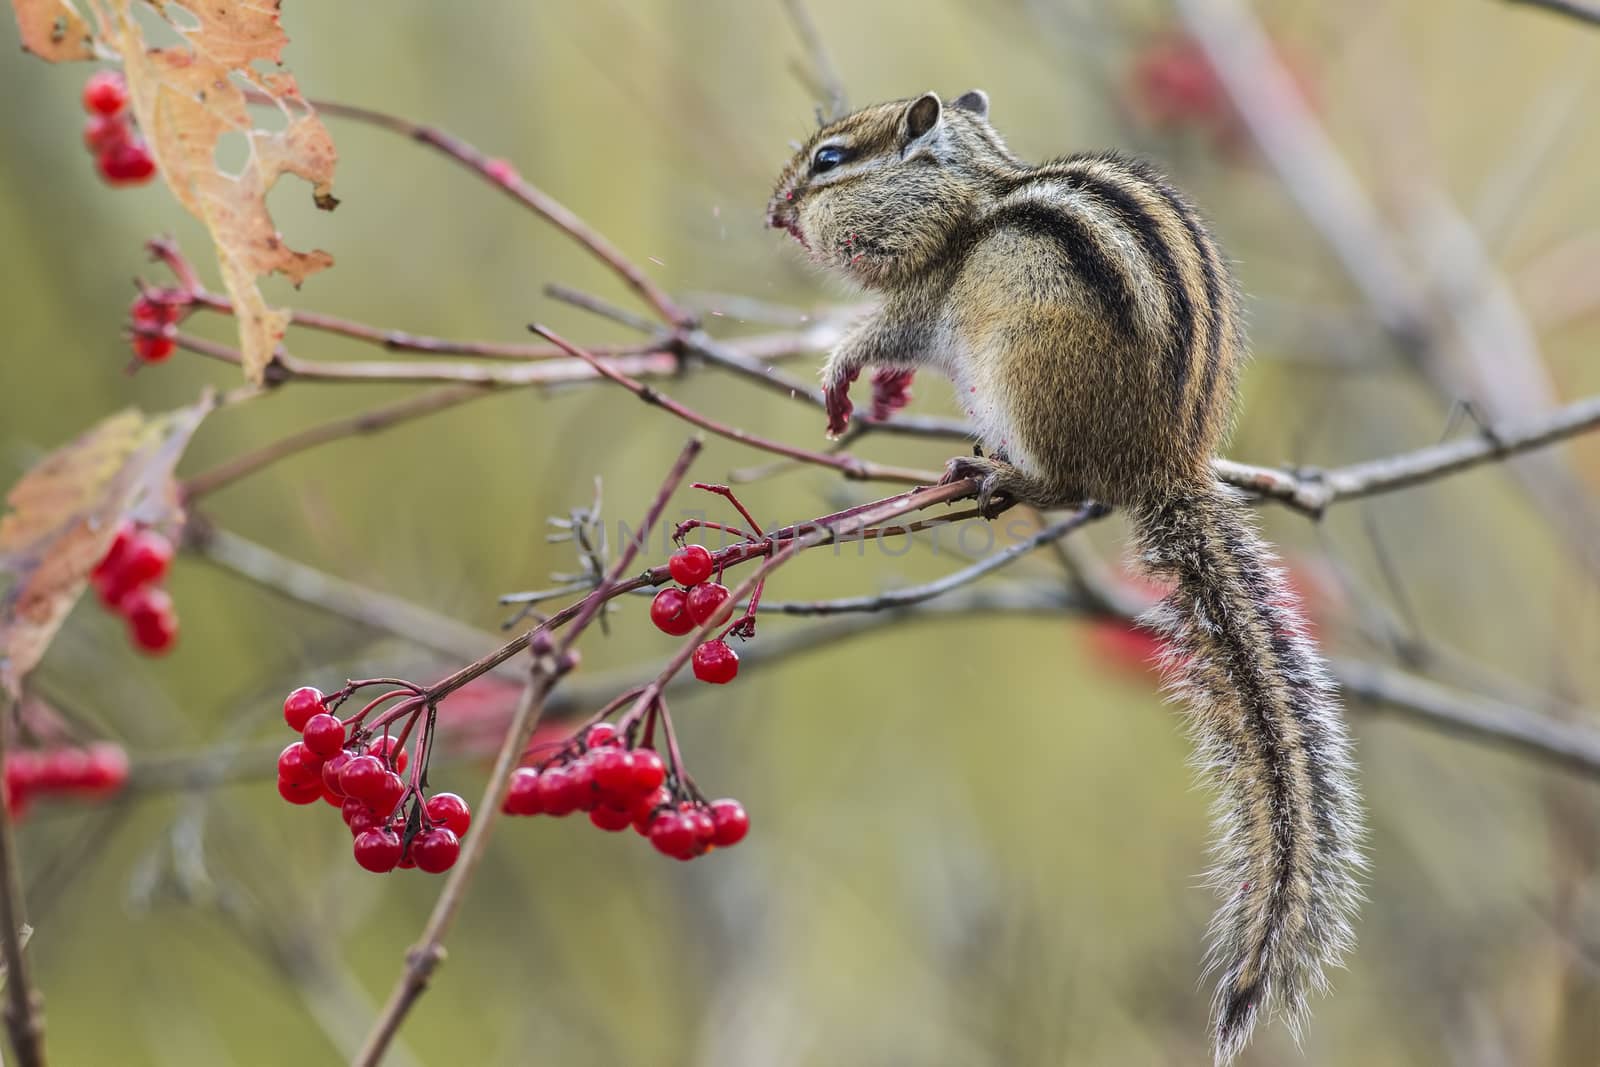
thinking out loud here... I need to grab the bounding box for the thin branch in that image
[356,440,704,1064]
[0,688,44,1067]
[266,94,694,330]
[529,325,938,485]
[1215,392,1600,515]
[778,0,848,120]
[757,507,1103,616]
[352,670,553,1067]
[168,329,680,387]
[1503,0,1600,27]
[1334,657,1600,777]
[181,386,492,501]
[183,522,512,672]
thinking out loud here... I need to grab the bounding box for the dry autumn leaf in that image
[0,396,213,698]
[9,0,94,60]
[105,1,337,384]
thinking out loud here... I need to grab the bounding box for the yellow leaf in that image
[0,396,213,697]
[9,0,95,61]
[108,1,338,384]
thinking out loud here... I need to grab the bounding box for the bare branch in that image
[0,689,44,1067]
[1503,0,1600,27]
[355,440,704,1063]
[1215,392,1600,515]
[778,0,848,120]
[258,94,694,329]
[529,324,938,485]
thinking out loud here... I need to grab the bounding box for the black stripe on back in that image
[969,199,1142,335]
[1164,194,1226,450]
[1056,163,1196,412]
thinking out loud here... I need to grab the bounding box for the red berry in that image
[320,752,352,796]
[503,768,542,815]
[82,70,129,116]
[301,713,346,759]
[589,804,633,833]
[627,748,666,795]
[709,799,749,847]
[83,113,127,153]
[120,585,172,626]
[80,742,128,794]
[649,812,697,859]
[338,754,386,803]
[128,605,177,654]
[411,827,461,873]
[277,742,322,785]
[668,544,715,586]
[116,530,172,589]
[367,736,408,774]
[584,722,620,749]
[340,796,366,827]
[346,804,385,837]
[691,639,739,684]
[425,792,472,837]
[277,775,321,805]
[36,748,86,791]
[353,828,403,873]
[649,587,696,636]
[631,786,672,834]
[283,687,325,732]
[589,747,635,798]
[685,805,716,852]
[99,139,156,185]
[566,755,599,812]
[92,523,135,582]
[131,332,176,363]
[131,294,182,328]
[369,770,406,818]
[685,582,732,626]
[535,766,579,816]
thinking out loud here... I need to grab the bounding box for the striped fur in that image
[768,91,1365,1061]
[1133,485,1364,1063]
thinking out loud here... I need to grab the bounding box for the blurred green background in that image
[5,1,1600,1064]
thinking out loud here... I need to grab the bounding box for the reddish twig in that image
[355,438,705,1064]
[256,94,694,330]
[529,324,937,485]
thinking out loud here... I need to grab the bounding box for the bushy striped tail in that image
[1130,483,1364,1064]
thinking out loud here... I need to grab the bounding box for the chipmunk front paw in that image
[823,367,860,439]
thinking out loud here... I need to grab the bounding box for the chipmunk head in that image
[767,90,1003,288]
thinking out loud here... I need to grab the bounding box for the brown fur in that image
[768,92,1364,1063]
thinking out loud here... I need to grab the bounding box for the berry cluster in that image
[277,686,469,875]
[80,71,156,187]
[127,291,188,364]
[650,544,740,684]
[504,722,747,861]
[3,742,129,819]
[91,522,178,654]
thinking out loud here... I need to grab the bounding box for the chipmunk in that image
[768,91,1364,1062]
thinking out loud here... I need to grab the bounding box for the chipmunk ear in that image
[903,92,943,142]
[950,89,989,119]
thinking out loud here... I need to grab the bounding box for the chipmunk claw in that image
[938,454,1014,519]
[823,369,860,439]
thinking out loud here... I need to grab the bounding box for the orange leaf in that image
[107,1,338,384]
[0,396,213,697]
[9,0,95,61]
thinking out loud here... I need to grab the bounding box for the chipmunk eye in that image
[811,146,848,173]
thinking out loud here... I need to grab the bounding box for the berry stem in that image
[690,482,766,537]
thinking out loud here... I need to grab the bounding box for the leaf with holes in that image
[102,0,338,384]
[9,0,95,61]
[0,396,214,697]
